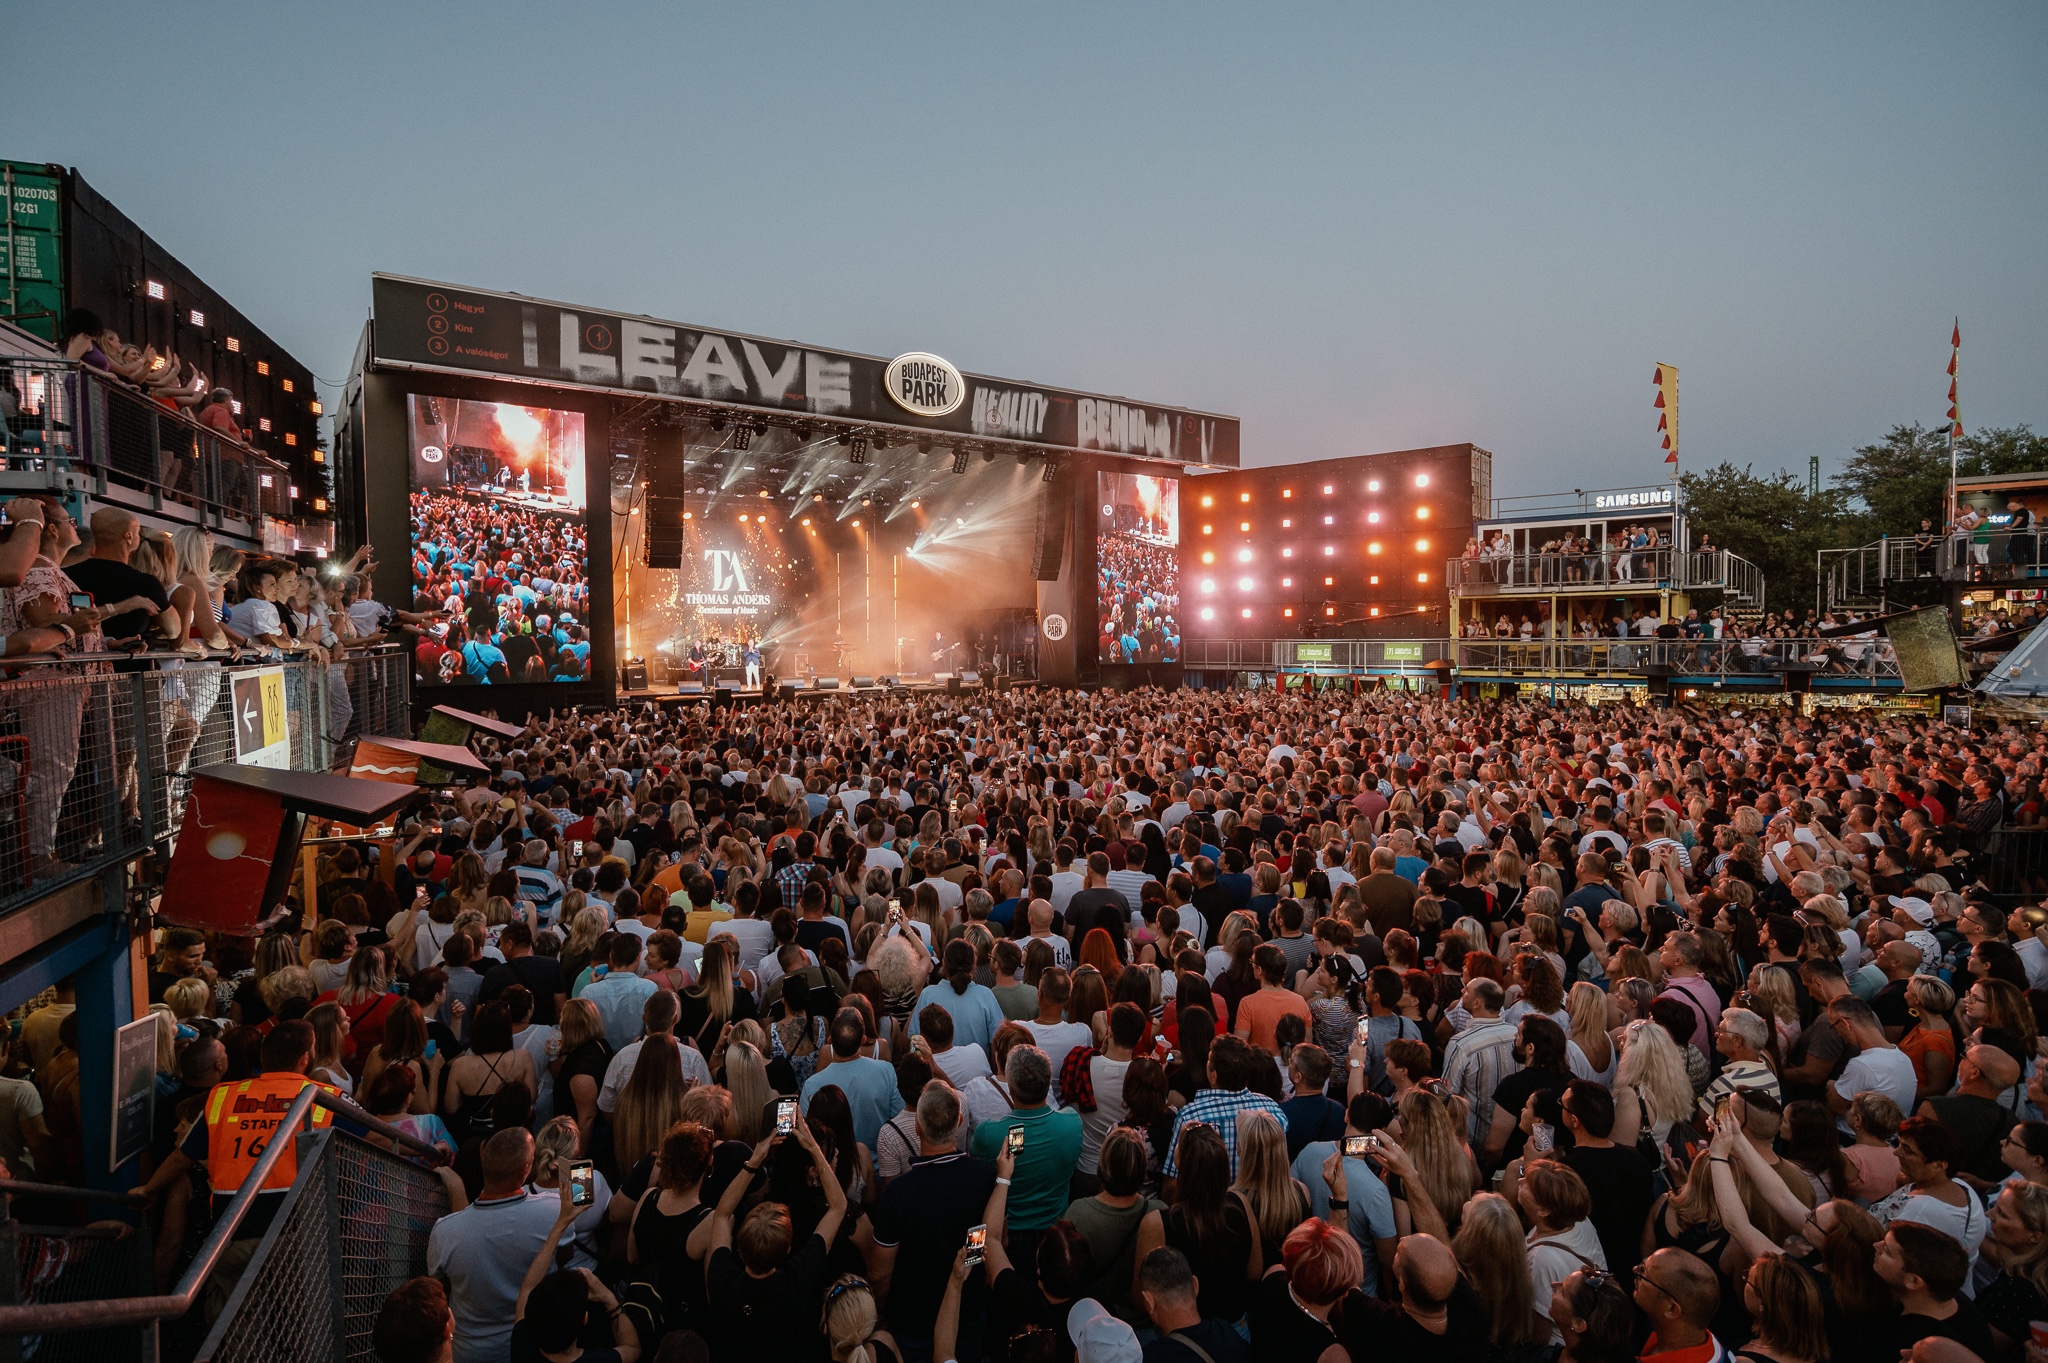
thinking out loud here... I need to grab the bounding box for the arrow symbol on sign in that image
[242,699,259,733]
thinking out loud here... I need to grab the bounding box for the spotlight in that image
[711,415,728,432]
[1415,538,1430,551]
[1322,485,1333,495]
[1200,495,1214,508]
[1237,549,1252,562]
[1281,518,1292,528]
[1239,492,1250,503]
[951,447,971,474]
[850,518,862,527]
[1282,577,1293,587]
[1200,608,1216,621]
[801,517,812,527]
[1416,506,1430,519]
[1237,577,1253,590]
[1200,579,1216,593]
[1418,572,1430,582]
[1042,461,1059,483]
[732,427,752,451]
[1414,473,1429,487]
[849,436,869,464]
[916,435,933,453]
[1368,479,1382,492]
[836,431,851,446]
[1239,521,1250,532]
[1368,512,1381,524]
[1241,608,1252,619]
[1282,488,1293,498]
[1323,515,1334,526]
[790,421,812,440]
[980,446,998,464]
[1200,551,1214,564]
[862,497,872,507]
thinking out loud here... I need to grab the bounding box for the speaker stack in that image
[643,428,688,569]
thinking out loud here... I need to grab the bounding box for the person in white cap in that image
[1067,1299,1142,1363]
[1887,898,1944,972]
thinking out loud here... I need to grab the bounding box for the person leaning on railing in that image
[0,498,78,656]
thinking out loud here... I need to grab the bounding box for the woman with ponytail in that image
[820,1275,902,1363]
[910,938,1004,1054]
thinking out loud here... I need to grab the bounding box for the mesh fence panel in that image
[332,1139,450,1363]
[196,1133,448,1363]
[0,1223,153,1363]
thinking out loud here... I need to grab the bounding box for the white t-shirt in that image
[1833,1046,1919,1119]
[1029,932,1073,969]
[932,1044,993,1089]
[597,1035,715,1114]
[706,917,777,971]
[1079,1056,1131,1173]
[1022,1020,1094,1102]
[1047,870,1085,914]
[864,845,905,877]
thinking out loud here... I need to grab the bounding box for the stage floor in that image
[618,675,1030,705]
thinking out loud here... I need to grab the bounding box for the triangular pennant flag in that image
[1949,354,1958,376]
[1953,321,1961,348]
[1653,391,1666,409]
[1665,450,1678,464]
[1653,365,1666,383]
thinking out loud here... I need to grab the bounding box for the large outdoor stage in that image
[341,274,1240,711]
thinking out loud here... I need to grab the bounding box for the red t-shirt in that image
[196,404,242,440]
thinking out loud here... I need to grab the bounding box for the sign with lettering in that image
[1592,487,1675,511]
[1383,642,1426,661]
[371,275,1239,467]
[1294,642,1334,663]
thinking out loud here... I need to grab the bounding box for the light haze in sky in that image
[6,3,2042,495]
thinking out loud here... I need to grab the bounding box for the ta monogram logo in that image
[705,549,750,593]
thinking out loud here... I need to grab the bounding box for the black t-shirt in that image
[1068,887,1132,940]
[1163,1199,1257,1324]
[1976,1269,2048,1347]
[1446,883,1493,922]
[1880,1300,1995,1363]
[508,1319,623,1363]
[65,558,168,643]
[1490,1065,1572,1162]
[1925,1093,2012,1185]
[705,1233,831,1360]
[871,1152,999,1338]
[479,955,569,1024]
[1248,1272,1337,1363]
[1142,1318,1251,1363]
[987,1267,1073,1363]
[1333,1283,1495,1363]
[1871,978,1913,1033]
[1563,1142,1656,1275]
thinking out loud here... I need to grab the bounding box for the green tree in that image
[1833,423,1951,540]
[1679,462,1851,610]
[1961,424,2048,478]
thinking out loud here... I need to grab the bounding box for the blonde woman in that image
[722,1039,774,1143]
[305,1002,354,1097]
[528,1115,610,1269]
[1393,1087,1479,1236]
[1232,1109,1309,1269]
[1610,1019,1695,1157]
[560,904,608,985]
[161,976,212,1024]
[680,937,754,1053]
[1566,981,1615,1084]
[1744,964,1802,1054]
[1452,1192,1550,1356]
[821,1275,901,1363]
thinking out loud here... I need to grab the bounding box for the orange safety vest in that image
[202,1071,340,1193]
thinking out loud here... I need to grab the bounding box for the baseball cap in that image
[1888,895,1935,927]
[1068,1301,1141,1363]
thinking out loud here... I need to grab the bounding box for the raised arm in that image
[709,1133,778,1255]
[515,1180,583,1319]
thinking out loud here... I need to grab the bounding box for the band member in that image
[744,639,761,689]
[686,640,706,676]
[930,630,949,666]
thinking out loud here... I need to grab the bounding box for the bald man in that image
[1633,1248,1721,1363]
[1024,898,1071,968]
[1921,1044,2024,1189]
[1332,1233,1493,1352]
[64,506,176,649]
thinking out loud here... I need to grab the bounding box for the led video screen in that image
[1098,471,1180,664]
[407,395,591,685]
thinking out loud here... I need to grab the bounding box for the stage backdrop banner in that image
[370,274,1239,468]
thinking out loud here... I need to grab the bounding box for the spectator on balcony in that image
[7,498,109,876]
[56,310,114,374]
[228,561,315,659]
[2006,500,2035,568]
[64,508,178,659]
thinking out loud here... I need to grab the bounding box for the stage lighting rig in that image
[849,435,869,464]
[951,446,971,475]
[732,426,751,451]
[916,435,933,453]
[1042,460,1060,483]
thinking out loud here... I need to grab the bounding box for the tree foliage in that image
[1678,462,1850,610]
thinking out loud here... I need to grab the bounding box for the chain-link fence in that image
[194,1131,449,1363]
[0,1221,155,1363]
[0,646,412,913]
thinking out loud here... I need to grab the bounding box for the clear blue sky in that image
[8,3,2043,495]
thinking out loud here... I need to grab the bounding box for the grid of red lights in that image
[1187,474,1442,626]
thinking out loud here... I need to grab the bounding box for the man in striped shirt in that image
[1442,977,1518,1143]
[511,840,562,926]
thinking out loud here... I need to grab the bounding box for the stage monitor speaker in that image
[947,675,963,696]
[933,672,953,683]
[621,661,648,690]
[714,686,733,705]
[961,670,981,686]
[777,681,803,701]
[817,677,841,690]
[1032,479,1068,580]
[852,675,876,688]
[676,681,705,696]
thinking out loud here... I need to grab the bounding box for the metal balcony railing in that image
[1821,530,2048,614]
[1453,636,1901,680]
[1447,548,1764,608]
[0,357,298,529]
[0,645,411,915]
[1180,637,1453,671]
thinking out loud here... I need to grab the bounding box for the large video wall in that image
[1097,471,1181,664]
[407,395,593,685]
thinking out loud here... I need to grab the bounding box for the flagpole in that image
[1948,318,1961,525]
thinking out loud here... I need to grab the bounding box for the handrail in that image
[0,1087,445,1334]
[0,641,409,669]
[0,1177,147,1206]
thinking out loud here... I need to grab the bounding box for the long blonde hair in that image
[1618,1020,1695,1129]
[1452,1193,1548,1351]
[688,937,737,1024]
[531,1115,582,1185]
[724,1040,773,1143]
[1396,1089,1476,1229]
[820,1275,882,1363]
[564,906,607,960]
[612,1033,687,1172]
[1231,1110,1305,1253]
[1567,981,1613,1074]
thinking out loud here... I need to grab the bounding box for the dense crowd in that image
[1097,535,1180,665]
[29,686,2048,1363]
[410,489,592,685]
